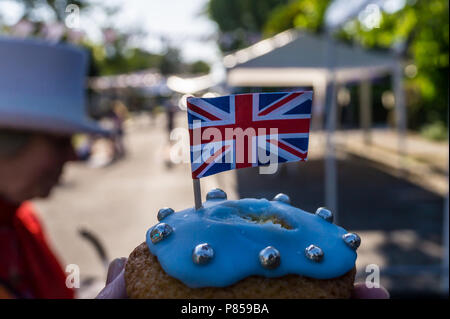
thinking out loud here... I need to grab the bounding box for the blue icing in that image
[146,198,357,288]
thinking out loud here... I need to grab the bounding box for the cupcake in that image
[125,189,360,298]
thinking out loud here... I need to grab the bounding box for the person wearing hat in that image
[0,37,125,298]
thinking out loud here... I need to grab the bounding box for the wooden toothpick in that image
[193,178,202,210]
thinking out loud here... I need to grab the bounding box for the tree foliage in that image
[337,0,448,132]
[91,43,210,76]
[263,0,330,36]
[208,0,291,52]
[208,0,330,52]
[208,0,290,33]
[1,1,211,77]
[189,60,211,75]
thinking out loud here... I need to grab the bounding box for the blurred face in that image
[0,133,77,203]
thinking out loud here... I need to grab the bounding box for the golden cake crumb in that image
[125,242,356,299]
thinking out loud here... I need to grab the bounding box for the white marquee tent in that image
[224,29,406,135]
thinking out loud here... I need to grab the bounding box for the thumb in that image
[96,269,128,299]
[106,257,127,285]
[352,282,390,299]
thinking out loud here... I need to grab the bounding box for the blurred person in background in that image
[110,100,128,160]
[162,96,178,168]
[0,37,117,298]
[0,130,77,298]
[163,97,177,141]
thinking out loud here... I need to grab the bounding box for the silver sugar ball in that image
[305,244,324,262]
[192,243,215,265]
[343,233,361,250]
[272,193,291,205]
[259,246,281,269]
[157,207,174,221]
[150,223,173,244]
[315,207,333,223]
[206,188,227,201]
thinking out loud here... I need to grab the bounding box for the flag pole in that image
[193,178,202,210]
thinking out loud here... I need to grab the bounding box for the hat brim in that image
[0,111,111,136]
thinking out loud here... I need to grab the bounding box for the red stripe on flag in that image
[187,102,221,121]
[192,144,230,179]
[188,118,311,145]
[267,139,307,160]
[258,92,303,116]
[234,93,254,169]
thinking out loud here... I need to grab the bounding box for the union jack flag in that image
[187,91,312,179]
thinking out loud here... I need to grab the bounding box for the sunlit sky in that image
[0,0,406,67]
[87,0,220,64]
[0,0,220,64]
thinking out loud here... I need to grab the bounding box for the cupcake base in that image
[125,243,356,299]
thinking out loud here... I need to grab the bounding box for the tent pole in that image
[324,31,338,222]
[442,190,449,294]
[311,81,325,131]
[393,62,407,168]
[442,102,449,294]
[359,79,372,145]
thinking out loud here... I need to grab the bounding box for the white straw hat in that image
[0,37,109,135]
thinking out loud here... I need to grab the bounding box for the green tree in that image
[263,0,331,36]
[207,0,330,52]
[189,60,211,75]
[92,45,165,76]
[208,0,291,52]
[209,0,290,33]
[159,47,184,75]
[337,0,448,136]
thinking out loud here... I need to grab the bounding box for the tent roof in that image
[224,29,396,71]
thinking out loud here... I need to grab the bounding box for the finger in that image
[105,257,127,285]
[352,282,390,299]
[96,269,128,299]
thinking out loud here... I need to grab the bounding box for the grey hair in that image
[0,129,31,158]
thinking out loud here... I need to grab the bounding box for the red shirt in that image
[0,198,74,299]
